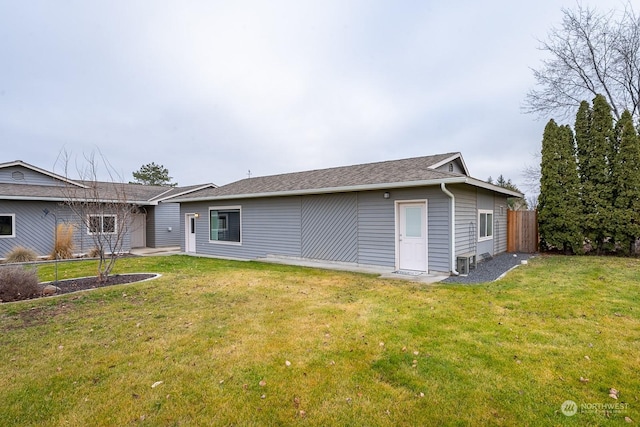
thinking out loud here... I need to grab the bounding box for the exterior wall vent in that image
[12,171,25,181]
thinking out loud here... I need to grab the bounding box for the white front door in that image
[398,202,427,271]
[185,214,197,253]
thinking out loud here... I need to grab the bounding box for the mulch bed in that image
[45,273,158,295]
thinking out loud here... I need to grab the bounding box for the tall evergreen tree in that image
[611,110,640,253]
[575,95,614,253]
[538,120,583,253]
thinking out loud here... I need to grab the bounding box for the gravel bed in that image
[441,252,534,284]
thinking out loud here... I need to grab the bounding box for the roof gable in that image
[0,160,87,188]
[429,153,469,175]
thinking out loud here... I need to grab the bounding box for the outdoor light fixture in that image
[194,213,200,218]
[383,192,390,199]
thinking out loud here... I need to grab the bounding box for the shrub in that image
[0,265,40,302]
[5,246,38,263]
[51,223,75,260]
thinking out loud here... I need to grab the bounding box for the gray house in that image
[172,153,523,275]
[0,160,215,259]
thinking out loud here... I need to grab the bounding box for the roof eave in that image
[465,177,524,198]
[0,195,152,204]
[152,183,218,202]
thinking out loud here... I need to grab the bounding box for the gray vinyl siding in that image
[0,166,63,186]
[426,197,451,273]
[0,201,57,257]
[55,206,132,255]
[301,193,358,262]
[243,198,301,258]
[181,186,455,273]
[150,203,180,247]
[452,185,477,257]
[357,191,396,267]
[145,205,157,247]
[434,159,465,175]
[180,197,302,259]
[357,188,450,272]
[0,200,132,258]
[493,196,508,254]
[476,190,495,255]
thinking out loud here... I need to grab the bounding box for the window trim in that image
[87,214,118,235]
[478,209,494,241]
[0,213,16,238]
[208,206,242,245]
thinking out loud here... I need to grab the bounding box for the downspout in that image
[441,183,459,275]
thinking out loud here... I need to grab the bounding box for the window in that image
[0,214,15,238]
[210,207,241,243]
[88,214,117,234]
[478,210,493,240]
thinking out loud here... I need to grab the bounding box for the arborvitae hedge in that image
[540,95,640,254]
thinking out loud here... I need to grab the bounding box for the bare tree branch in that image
[525,2,640,123]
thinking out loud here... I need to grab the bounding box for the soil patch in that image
[46,273,158,295]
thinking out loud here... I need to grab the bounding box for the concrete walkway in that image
[129,248,448,283]
[259,255,448,283]
[130,246,181,256]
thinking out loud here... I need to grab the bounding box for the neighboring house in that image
[172,152,523,275]
[0,160,215,259]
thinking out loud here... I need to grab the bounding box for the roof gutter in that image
[440,183,459,276]
[0,195,154,204]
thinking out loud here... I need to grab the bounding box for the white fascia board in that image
[152,184,218,202]
[1,195,152,204]
[465,177,524,198]
[148,188,175,202]
[0,196,67,202]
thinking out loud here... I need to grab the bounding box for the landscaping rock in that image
[42,285,61,295]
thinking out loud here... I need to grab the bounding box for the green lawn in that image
[0,255,638,426]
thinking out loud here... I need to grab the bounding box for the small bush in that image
[0,265,40,302]
[5,246,38,263]
[51,223,75,260]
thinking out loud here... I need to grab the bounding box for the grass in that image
[0,254,638,426]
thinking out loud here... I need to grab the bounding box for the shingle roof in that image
[1,160,217,204]
[0,181,182,203]
[172,152,507,201]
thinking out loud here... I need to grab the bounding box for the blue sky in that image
[0,1,624,195]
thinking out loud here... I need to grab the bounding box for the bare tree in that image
[56,150,139,283]
[521,153,541,197]
[525,3,640,122]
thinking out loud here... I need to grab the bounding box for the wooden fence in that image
[507,210,538,253]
